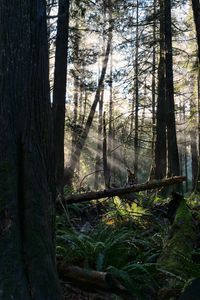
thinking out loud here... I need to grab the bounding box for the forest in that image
[0,0,200,299]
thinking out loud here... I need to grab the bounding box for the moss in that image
[158,198,197,278]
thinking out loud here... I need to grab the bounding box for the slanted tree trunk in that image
[155,0,167,179]
[164,0,180,177]
[94,0,106,190]
[0,1,62,299]
[65,33,112,187]
[53,0,70,192]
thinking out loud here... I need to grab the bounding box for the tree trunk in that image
[0,1,62,299]
[103,113,110,188]
[94,1,106,190]
[53,0,70,192]
[107,0,113,187]
[164,0,180,177]
[155,0,167,179]
[134,0,139,181]
[191,0,200,191]
[65,33,112,186]
[70,19,81,182]
[150,0,157,177]
[94,89,104,190]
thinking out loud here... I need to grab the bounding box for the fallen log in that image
[65,176,186,204]
[58,264,134,299]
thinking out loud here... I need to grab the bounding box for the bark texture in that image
[58,264,133,299]
[53,0,70,192]
[164,0,180,176]
[0,1,62,299]
[155,0,167,179]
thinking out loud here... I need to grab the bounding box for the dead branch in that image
[65,176,186,204]
[58,264,134,299]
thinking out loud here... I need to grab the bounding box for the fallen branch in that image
[58,264,134,299]
[65,176,186,204]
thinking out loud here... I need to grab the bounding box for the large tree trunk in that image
[53,0,70,192]
[0,1,62,299]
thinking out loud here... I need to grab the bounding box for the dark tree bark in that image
[58,264,133,299]
[107,0,113,187]
[191,0,200,63]
[151,0,157,166]
[191,0,200,191]
[134,0,139,181]
[190,128,198,190]
[0,1,62,299]
[164,0,180,176]
[155,0,167,179]
[53,0,70,192]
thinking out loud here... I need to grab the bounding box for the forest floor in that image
[57,192,200,300]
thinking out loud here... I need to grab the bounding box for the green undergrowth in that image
[56,193,200,299]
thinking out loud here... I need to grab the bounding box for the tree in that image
[191,0,200,191]
[155,0,167,179]
[164,0,180,177]
[0,1,62,299]
[53,0,70,192]
[65,23,112,186]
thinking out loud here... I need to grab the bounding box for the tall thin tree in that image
[164,0,180,176]
[155,0,167,179]
[53,0,70,192]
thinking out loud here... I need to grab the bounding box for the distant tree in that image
[65,4,112,186]
[0,1,62,299]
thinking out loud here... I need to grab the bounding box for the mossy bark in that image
[158,195,196,278]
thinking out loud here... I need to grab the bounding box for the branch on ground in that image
[65,176,186,204]
[58,264,134,300]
